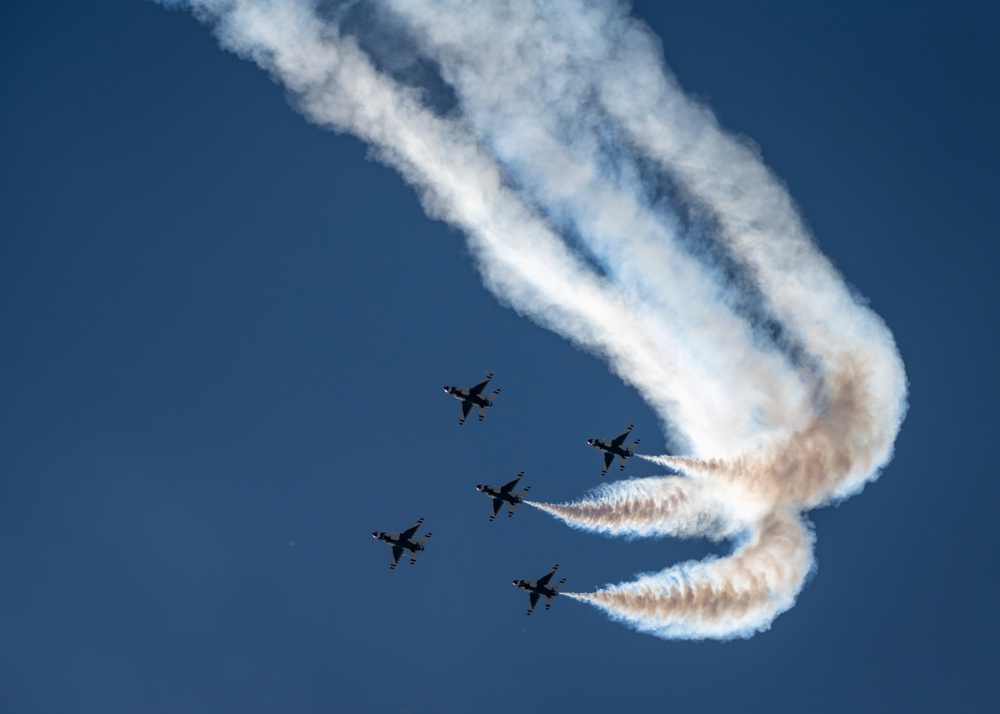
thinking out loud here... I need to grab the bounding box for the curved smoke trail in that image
[160,0,907,639]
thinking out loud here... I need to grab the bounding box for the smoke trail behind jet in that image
[159,0,907,640]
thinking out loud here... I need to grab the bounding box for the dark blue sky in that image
[2,1,998,712]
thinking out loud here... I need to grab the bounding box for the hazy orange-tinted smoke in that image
[564,508,815,639]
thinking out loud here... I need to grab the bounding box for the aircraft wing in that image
[527,592,540,615]
[602,452,615,476]
[390,545,404,569]
[459,401,474,425]
[538,564,559,587]
[612,424,634,447]
[470,372,493,395]
[401,517,424,540]
[489,498,504,522]
[501,471,524,491]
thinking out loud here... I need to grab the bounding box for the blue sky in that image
[2,1,998,712]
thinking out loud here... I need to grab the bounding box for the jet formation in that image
[372,517,432,570]
[587,423,641,477]
[476,471,531,522]
[372,373,643,617]
[443,371,501,425]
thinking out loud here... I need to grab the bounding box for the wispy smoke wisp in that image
[160,0,907,640]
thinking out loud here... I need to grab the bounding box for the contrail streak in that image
[563,508,816,640]
[524,478,736,542]
[160,0,907,639]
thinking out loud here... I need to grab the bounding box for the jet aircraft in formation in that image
[443,372,501,425]
[513,564,566,616]
[587,423,641,477]
[476,471,531,522]
[372,517,432,570]
[372,374,644,617]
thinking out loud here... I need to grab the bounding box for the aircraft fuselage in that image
[476,484,521,505]
[444,387,494,408]
[587,438,634,458]
[372,532,424,553]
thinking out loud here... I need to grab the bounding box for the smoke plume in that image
[159,0,907,639]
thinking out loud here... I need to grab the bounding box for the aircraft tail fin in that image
[409,533,431,565]
[553,577,567,594]
[477,390,501,421]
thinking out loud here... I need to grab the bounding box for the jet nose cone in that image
[587,438,595,445]
[443,386,451,392]
[475,485,483,491]
[371,532,379,539]
[512,580,520,586]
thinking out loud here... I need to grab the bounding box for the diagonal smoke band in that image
[161,0,907,639]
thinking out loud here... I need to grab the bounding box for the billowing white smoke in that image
[160,0,907,639]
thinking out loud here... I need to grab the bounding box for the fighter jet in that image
[587,423,640,476]
[372,517,432,570]
[476,471,531,522]
[513,564,566,616]
[443,372,501,425]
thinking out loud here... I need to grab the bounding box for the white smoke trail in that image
[160,0,907,639]
[525,478,739,542]
[382,0,815,456]
[565,507,816,640]
[170,0,719,450]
